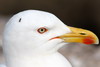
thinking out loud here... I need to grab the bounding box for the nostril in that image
[80,33,86,35]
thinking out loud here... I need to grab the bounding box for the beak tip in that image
[94,36,99,45]
[95,40,99,45]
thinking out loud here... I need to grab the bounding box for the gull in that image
[0,10,99,67]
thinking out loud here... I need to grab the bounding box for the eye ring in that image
[37,27,48,34]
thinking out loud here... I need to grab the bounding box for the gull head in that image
[3,10,72,55]
[3,10,99,55]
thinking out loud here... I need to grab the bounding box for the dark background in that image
[0,0,100,39]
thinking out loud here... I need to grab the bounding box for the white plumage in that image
[2,10,72,67]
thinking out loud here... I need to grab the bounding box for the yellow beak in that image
[59,26,99,45]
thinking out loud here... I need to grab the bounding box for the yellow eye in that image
[37,27,48,34]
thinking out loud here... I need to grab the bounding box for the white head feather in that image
[3,10,72,67]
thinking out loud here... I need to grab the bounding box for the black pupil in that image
[80,33,86,35]
[40,29,45,32]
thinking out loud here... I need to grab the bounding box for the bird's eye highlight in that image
[37,27,48,34]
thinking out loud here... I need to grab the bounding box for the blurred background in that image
[0,0,100,67]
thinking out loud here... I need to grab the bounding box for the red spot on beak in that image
[83,36,95,45]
